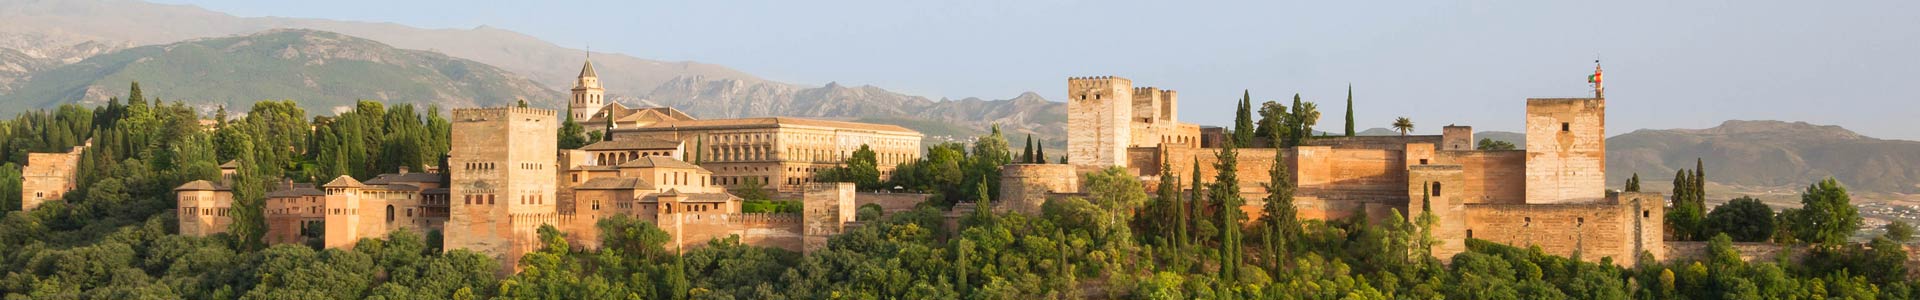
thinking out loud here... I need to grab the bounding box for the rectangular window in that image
[1561,122,1570,132]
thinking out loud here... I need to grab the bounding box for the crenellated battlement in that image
[453,106,558,121]
[1067,76,1132,91]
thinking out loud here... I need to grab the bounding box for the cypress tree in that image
[1262,129,1297,253]
[1212,140,1244,285]
[1345,84,1355,137]
[1695,158,1707,203]
[1626,173,1642,192]
[1232,90,1255,147]
[1161,158,1188,250]
[1189,158,1205,247]
[1022,134,1035,163]
[1034,140,1046,164]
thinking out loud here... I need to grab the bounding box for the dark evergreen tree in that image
[1345,84,1355,137]
[1232,90,1255,147]
[558,107,589,150]
[1033,140,1046,164]
[1022,134,1035,163]
[1211,140,1243,285]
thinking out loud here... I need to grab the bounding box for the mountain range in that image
[0,0,1914,195]
[0,0,1063,138]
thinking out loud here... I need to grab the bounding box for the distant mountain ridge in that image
[0,0,1063,139]
[0,29,560,112]
[1607,120,1920,194]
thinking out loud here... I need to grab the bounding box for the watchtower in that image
[1067,76,1134,167]
[322,176,365,249]
[1524,98,1606,204]
[447,107,559,270]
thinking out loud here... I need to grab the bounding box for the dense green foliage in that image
[1703,197,1777,242]
[884,125,1013,207]
[814,144,881,189]
[1668,161,1710,241]
[1,84,1914,299]
[1476,138,1517,151]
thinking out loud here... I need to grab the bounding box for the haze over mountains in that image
[0,0,1914,194]
[0,0,1063,138]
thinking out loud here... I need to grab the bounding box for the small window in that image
[1431,182,1443,196]
[1466,229,1474,239]
[1561,122,1570,132]
[1643,210,1650,218]
[1419,159,1429,165]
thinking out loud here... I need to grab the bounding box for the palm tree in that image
[1392,117,1414,136]
[1296,102,1321,135]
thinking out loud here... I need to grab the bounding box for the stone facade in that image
[21,142,87,211]
[1005,75,1665,266]
[1525,98,1607,204]
[1067,76,1202,167]
[175,180,233,237]
[610,117,921,194]
[448,107,561,271]
[565,59,922,195]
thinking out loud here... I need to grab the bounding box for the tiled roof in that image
[617,156,706,171]
[639,191,738,203]
[266,187,324,198]
[576,177,653,190]
[633,117,918,134]
[174,180,229,191]
[580,138,681,151]
[578,59,598,78]
[363,172,445,185]
[322,175,365,188]
[219,160,240,169]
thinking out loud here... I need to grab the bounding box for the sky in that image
[154,0,1920,139]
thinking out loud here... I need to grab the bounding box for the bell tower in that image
[570,58,605,121]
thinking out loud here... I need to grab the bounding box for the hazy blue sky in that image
[156,0,1920,139]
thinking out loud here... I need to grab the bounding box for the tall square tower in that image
[447,107,558,269]
[1067,76,1134,167]
[1524,98,1606,204]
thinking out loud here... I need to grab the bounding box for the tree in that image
[1668,169,1707,241]
[732,177,771,202]
[1391,117,1414,136]
[1290,98,1320,144]
[558,108,589,150]
[966,125,1013,203]
[1033,140,1046,164]
[1625,173,1641,192]
[1022,134,1035,164]
[1476,138,1516,151]
[1260,128,1298,268]
[1788,178,1862,247]
[1210,140,1244,284]
[1704,197,1776,242]
[1232,91,1255,147]
[516,99,529,108]
[1344,84,1355,137]
[1885,221,1916,244]
[1254,101,1287,144]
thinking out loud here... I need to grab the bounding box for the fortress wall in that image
[1294,147,1404,196]
[1302,135,1443,151]
[1464,203,1640,264]
[856,192,930,213]
[1438,150,1528,204]
[998,164,1080,215]
[672,213,805,252]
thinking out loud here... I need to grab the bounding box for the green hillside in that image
[0,29,561,115]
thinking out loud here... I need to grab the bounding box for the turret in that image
[570,59,606,121]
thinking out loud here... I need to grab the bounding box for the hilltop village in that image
[17,60,1663,270]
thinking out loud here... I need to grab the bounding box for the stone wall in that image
[21,145,84,211]
[1302,135,1443,151]
[1663,242,1808,264]
[1067,76,1134,167]
[447,107,559,273]
[856,192,930,213]
[998,164,1081,215]
[1462,195,1662,266]
[1437,150,1527,204]
[1441,126,1475,151]
[1525,98,1607,204]
[802,183,856,254]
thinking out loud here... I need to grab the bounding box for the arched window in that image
[386,205,395,223]
[1431,182,1443,196]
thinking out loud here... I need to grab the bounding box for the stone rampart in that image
[1437,150,1527,204]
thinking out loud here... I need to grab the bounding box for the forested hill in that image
[1608,120,1920,194]
[0,29,561,116]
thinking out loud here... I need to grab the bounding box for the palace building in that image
[565,59,923,194]
[177,59,929,272]
[1002,75,1666,266]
